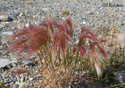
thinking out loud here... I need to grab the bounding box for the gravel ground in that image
[0,0,125,87]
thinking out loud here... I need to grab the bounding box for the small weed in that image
[61,10,70,15]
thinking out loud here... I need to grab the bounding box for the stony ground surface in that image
[0,0,125,87]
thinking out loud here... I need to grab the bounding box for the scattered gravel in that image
[0,0,125,87]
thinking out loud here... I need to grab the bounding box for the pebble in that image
[10,82,14,87]
[0,58,16,68]
[19,12,25,17]
[13,83,19,87]
[114,71,125,83]
[0,59,12,68]
[0,24,5,30]
[82,21,87,24]
[121,9,125,12]
[11,12,19,18]
[86,11,94,15]
[18,23,25,29]
[1,31,14,35]
[24,61,35,66]
[42,8,48,11]
[35,20,44,25]
[31,56,36,59]
[0,15,13,22]
[0,15,9,21]
[3,64,13,71]
[25,23,30,27]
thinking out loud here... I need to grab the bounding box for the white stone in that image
[82,21,86,24]
[114,71,125,83]
[26,23,30,27]
[0,58,17,68]
[42,8,48,11]
[1,31,14,35]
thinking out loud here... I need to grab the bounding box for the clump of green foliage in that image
[61,10,70,15]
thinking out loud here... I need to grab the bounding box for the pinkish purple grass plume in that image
[8,17,108,77]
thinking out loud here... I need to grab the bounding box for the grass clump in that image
[8,17,108,88]
[61,10,70,15]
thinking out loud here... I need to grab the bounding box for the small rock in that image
[19,12,25,17]
[3,83,9,87]
[31,56,36,59]
[96,11,99,15]
[29,77,34,81]
[75,71,79,76]
[1,31,14,35]
[10,82,14,87]
[86,11,94,15]
[0,15,8,21]
[0,15,13,22]
[11,12,19,18]
[24,61,35,66]
[3,64,13,71]
[7,17,13,21]
[121,23,125,26]
[0,24,5,30]
[0,58,16,68]
[17,18,23,23]
[114,71,125,83]
[42,8,48,11]
[121,9,125,12]
[109,0,112,2]
[35,20,44,25]
[13,83,19,87]
[26,23,30,27]
[18,23,25,29]
[81,73,84,77]
[82,21,87,24]
[76,40,79,44]
[5,5,13,8]
[1,22,9,25]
